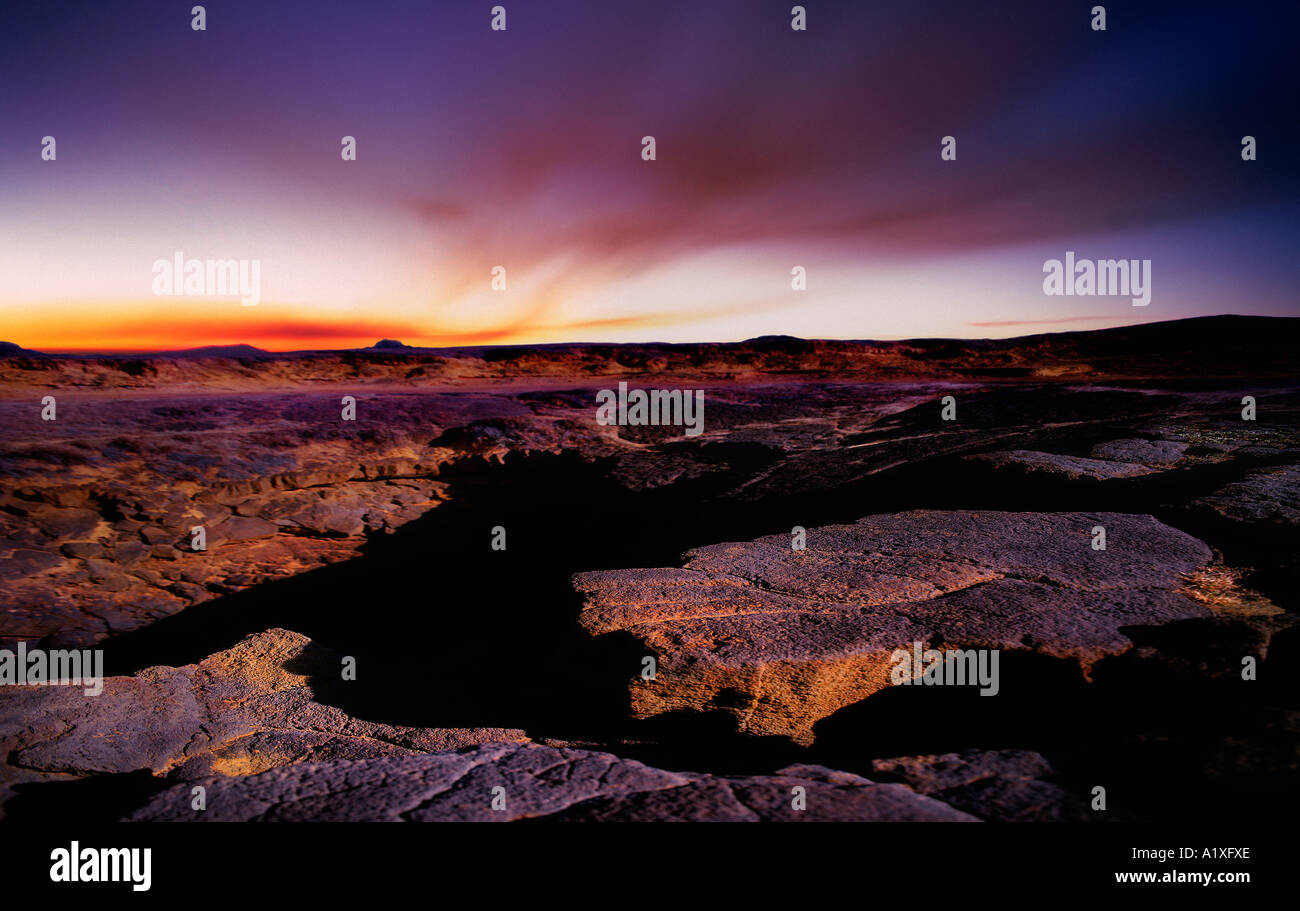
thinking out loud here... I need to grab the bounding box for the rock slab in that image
[575,510,1216,743]
[126,743,978,822]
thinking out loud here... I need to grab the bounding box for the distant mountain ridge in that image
[3,314,1294,359]
[0,315,1294,392]
[148,344,273,358]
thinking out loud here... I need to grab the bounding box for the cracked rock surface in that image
[575,510,1230,743]
[0,628,525,812]
[125,742,978,822]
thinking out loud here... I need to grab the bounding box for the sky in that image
[1,0,1297,352]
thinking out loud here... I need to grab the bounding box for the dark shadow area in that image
[809,621,1298,822]
[609,709,808,776]
[812,652,1094,762]
[3,770,167,824]
[104,445,898,749]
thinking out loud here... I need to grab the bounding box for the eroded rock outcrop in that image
[575,510,1226,743]
[0,475,452,648]
[0,629,526,813]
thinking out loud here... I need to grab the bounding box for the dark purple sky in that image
[2,0,1296,349]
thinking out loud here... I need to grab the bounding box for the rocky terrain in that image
[124,742,981,823]
[1,315,1297,822]
[574,510,1286,744]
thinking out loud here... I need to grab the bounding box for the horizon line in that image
[3,313,1285,357]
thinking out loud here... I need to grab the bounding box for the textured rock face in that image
[1088,438,1189,466]
[1193,464,1300,528]
[0,629,525,801]
[575,511,1218,743]
[968,436,1206,481]
[970,449,1156,480]
[0,472,452,648]
[870,749,1093,822]
[0,387,588,648]
[125,743,977,822]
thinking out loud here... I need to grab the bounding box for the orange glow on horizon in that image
[1,298,755,353]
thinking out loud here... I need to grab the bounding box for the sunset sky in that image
[1,0,1297,352]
